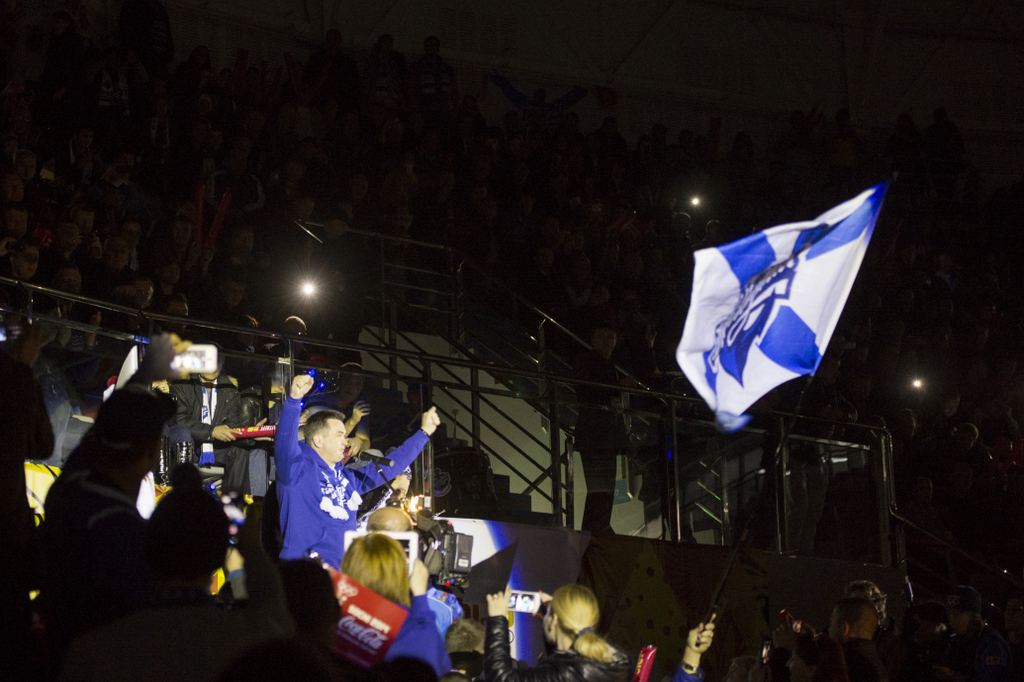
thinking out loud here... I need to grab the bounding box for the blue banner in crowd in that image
[676,182,889,431]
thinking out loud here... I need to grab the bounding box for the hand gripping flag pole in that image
[677,182,890,623]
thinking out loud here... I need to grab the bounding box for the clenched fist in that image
[291,374,314,400]
[419,406,441,436]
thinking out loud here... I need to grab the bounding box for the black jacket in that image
[169,376,244,447]
[845,638,890,682]
[484,616,631,682]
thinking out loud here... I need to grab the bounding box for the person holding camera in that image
[275,373,440,567]
[483,584,715,682]
[366,507,465,638]
[342,533,451,676]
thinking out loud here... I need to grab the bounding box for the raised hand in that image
[390,474,411,498]
[420,406,441,436]
[290,373,314,400]
[687,613,716,655]
[487,585,513,618]
[351,399,371,420]
[137,332,188,383]
[410,559,430,597]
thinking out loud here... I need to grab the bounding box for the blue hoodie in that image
[275,395,429,566]
[386,594,452,676]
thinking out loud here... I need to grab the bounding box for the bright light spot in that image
[912,379,922,388]
[691,196,701,206]
[301,282,316,296]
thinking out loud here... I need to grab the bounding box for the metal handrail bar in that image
[892,509,1024,589]
[383,282,451,297]
[1,276,290,343]
[468,320,567,371]
[298,220,453,252]
[905,556,956,590]
[905,557,1007,620]
[787,433,874,450]
[521,466,567,497]
[1,307,141,343]
[2,277,146,317]
[382,262,452,278]
[696,480,722,501]
[145,312,287,342]
[693,501,721,524]
[0,279,657,399]
[461,307,581,377]
[404,301,452,315]
[671,429,765,478]
[0,276,897,444]
[681,465,768,524]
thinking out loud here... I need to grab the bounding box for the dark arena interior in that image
[2,2,1024,682]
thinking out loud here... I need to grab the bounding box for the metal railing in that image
[3,274,897,556]
[301,220,646,384]
[668,413,895,564]
[0,275,674,529]
[892,508,1024,621]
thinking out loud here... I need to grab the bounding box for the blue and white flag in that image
[677,182,889,432]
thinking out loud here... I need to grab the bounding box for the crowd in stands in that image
[3,2,1024,681]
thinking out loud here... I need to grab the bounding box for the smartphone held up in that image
[171,344,219,374]
[508,590,542,614]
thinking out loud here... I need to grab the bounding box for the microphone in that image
[354,450,395,467]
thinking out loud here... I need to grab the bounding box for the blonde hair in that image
[551,584,616,663]
[341,534,411,607]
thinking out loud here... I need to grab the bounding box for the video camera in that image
[416,511,472,588]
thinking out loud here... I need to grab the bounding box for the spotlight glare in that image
[691,196,701,207]
[302,282,316,296]
[912,379,923,389]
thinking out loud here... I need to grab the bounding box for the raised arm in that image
[275,375,313,486]
[489,74,528,109]
[484,587,557,682]
[351,407,440,494]
[673,616,716,682]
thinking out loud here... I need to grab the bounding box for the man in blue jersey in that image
[275,373,440,566]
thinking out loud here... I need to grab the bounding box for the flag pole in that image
[703,375,815,624]
[689,181,891,625]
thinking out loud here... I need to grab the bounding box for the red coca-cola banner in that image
[332,573,409,668]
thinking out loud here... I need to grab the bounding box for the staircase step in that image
[500,510,554,526]
[502,493,533,513]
